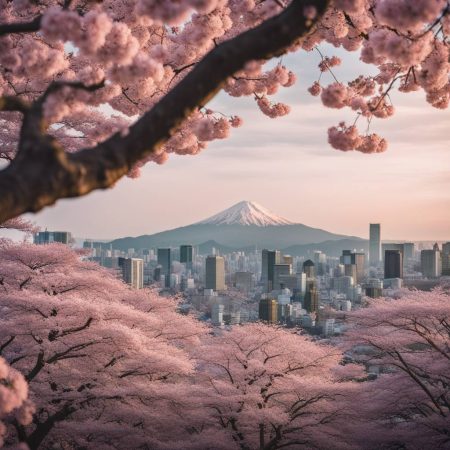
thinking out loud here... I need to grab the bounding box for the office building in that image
[273,263,292,290]
[205,256,226,291]
[341,250,365,283]
[384,250,403,279]
[259,298,278,323]
[282,255,293,266]
[304,279,319,313]
[442,242,450,255]
[403,243,415,261]
[277,272,306,295]
[382,243,404,261]
[34,230,72,245]
[369,224,381,266]
[421,247,442,278]
[180,245,193,269]
[442,242,450,276]
[234,271,254,292]
[261,249,281,292]
[314,251,327,276]
[121,258,144,289]
[302,260,315,278]
[157,248,171,287]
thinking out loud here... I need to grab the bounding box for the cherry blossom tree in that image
[343,288,450,449]
[193,323,364,450]
[0,240,208,449]
[0,357,33,448]
[0,0,448,222]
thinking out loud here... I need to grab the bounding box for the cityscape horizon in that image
[25,199,450,243]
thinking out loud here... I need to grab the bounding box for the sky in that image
[27,45,450,242]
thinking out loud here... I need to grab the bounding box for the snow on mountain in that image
[196,201,294,227]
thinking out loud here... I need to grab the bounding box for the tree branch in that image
[0,0,329,223]
[0,96,30,113]
[0,16,42,36]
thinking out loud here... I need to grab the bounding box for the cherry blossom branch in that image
[0,15,42,36]
[0,96,30,113]
[0,0,330,223]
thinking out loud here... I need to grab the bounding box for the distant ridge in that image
[109,201,364,252]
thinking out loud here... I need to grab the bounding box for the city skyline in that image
[28,197,449,243]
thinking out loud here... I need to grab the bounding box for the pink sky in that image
[29,47,450,242]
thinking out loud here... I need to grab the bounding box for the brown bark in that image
[0,0,329,223]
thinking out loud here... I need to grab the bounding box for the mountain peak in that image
[196,201,294,227]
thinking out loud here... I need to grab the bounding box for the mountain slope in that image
[196,200,293,226]
[109,201,363,252]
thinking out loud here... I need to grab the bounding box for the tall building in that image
[341,250,365,283]
[442,242,450,276]
[313,251,327,276]
[282,255,293,266]
[302,260,315,278]
[180,245,193,269]
[304,279,319,313]
[273,263,292,290]
[277,272,306,296]
[234,271,254,292]
[384,250,403,279]
[259,298,278,323]
[157,248,171,287]
[421,247,442,278]
[205,256,226,291]
[442,242,450,255]
[34,231,72,245]
[261,249,281,292]
[403,243,415,261]
[369,223,381,266]
[121,258,144,289]
[344,264,357,282]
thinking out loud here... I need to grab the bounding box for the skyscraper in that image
[180,245,193,269]
[205,256,226,291]
[304,279,319,313]
[302,259,315,278]
[259,298,278,323]
[384,250,403,279]
[121,258,144,289]
[421,246,442,278]
[157,248,171,287]
[369,223,381,266]
[403,243,415,261]
[442,242,450,276]
[261,249,280,292]
[273,263,292,290]
[341,250,365,283]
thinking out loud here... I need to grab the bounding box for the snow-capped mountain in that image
[110,201,365,255]
[196,201,293,227]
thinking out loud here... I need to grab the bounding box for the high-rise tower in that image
[157,248,171,287]
[205,256,226,291]
[384,250,403,279]
[369,223,381,266]
[261,249,281,292]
